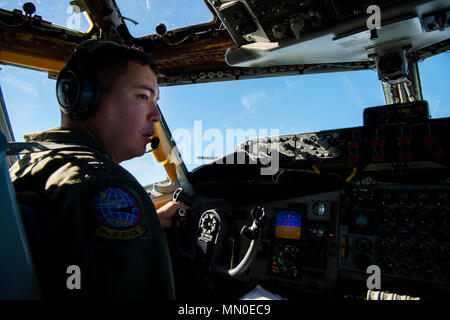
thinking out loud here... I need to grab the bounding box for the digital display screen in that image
[270,244,301,279]
[275,210,302,240]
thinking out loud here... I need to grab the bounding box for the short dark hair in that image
[78,41,159,92]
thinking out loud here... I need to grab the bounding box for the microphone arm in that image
[145,137,160,153]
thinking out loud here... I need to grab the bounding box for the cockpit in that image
[0,0,449,303]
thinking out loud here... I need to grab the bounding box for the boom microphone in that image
[146,137,160,153]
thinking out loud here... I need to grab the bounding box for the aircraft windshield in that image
[115,0,214,38]
[161,54,450,173]
[161,69,385,172]
[1,54,448,187]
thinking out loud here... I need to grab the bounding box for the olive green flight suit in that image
[9,127,175,299]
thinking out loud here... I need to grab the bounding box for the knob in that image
[156,23,167,35]
[328,146,341,157]
[317,139,329,149]
[377,223,393,237]
[356,237,372,252]
[398,239,413,252]
[413,207,430,224]
[23,2,36,16]
[299,151,310,158]
[434,192,448,206]
[376,256,394,274]
[397,225,411,239]
[379,192,392,205]
[396,207,411,224]
[376,239,393,254]
[396,260,413,276]
[283,143,296,151]
[415,260,433,279]
[415,191,429,205]
[397,192,409,205]
[414,224,430,240]
[382,207,395,223]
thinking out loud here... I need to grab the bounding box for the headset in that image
[56,40,160,151]
[56,40,121,120]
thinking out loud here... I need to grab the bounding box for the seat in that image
[0,130,41,299]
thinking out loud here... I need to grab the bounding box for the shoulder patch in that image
[92,186,146,239]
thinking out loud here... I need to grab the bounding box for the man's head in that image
[58,40,161,163]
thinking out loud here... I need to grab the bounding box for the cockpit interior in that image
[0,0,449,302]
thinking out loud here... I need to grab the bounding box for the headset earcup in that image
[57,40,119,120]
[56,69,80,117]
[56,63,100,120]
[75,67,101,120]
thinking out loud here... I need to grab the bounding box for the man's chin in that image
[118,148,146,163]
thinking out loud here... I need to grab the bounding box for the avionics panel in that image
[240,192,339,298]
[270,243,302,279]
[267,203,337,281]
[339,185,450,292]
[270,208,303,280]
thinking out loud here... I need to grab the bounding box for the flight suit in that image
[9,127,175,299]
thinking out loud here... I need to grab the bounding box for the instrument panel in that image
[192,100,449,299]
[226,101,450,299]
[237,101,449,168]
[236,191,340,298]
[339,185,450,290]
[234,184,450,299]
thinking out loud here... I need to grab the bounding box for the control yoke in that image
[172,188,266,278]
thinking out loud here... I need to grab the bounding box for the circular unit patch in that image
[92,187,141,229]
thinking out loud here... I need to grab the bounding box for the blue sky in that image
[1,1,449,186]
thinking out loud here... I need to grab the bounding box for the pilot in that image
[9,40,188,299]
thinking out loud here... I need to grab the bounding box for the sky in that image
[0,0,449,187]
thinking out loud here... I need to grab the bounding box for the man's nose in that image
[149,103,161,123]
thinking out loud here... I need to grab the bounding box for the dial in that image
[434,191,449,206]
[312,200,328,216]
[377,223,393,237]
[356,237,372,252]
[376,239,393,255]
[415,191,429,205]
[376,256,394,274]
[307,222,326,239]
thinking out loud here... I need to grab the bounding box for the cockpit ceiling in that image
[222,0,450,67]
[225,14,450,68]
[0,0,448,85]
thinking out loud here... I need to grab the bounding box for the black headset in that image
[56,40,121,120]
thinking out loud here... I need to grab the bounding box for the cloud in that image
[240,90,269,120]
[0,74,38,97]
[426,92,449,118]
[340,74,366,111]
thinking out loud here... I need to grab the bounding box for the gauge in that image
[312,200,328,216]
[307,223,326,239]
